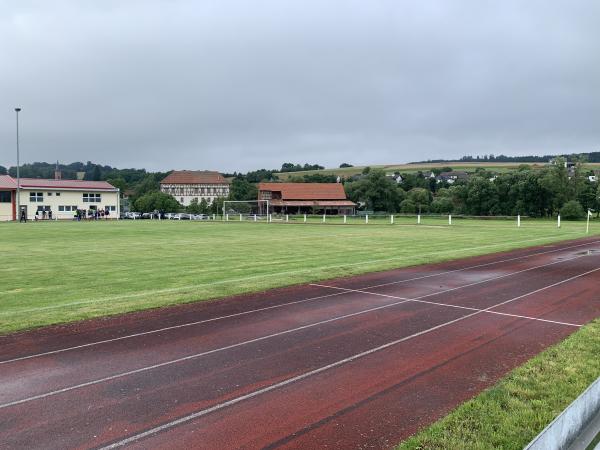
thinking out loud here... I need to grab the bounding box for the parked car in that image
[173,213,191,220]
[125,212,142,220]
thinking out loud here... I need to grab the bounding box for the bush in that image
[431,197,454,214]
[400,199,417,213]
[560,200,585,220]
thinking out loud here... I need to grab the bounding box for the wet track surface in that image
[1,237,600,449]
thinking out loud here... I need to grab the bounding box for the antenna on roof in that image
[54,160,62,180]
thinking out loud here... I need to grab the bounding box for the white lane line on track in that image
[310,285,582,327]
[98,267,600,449]
[0,233,590,311]
[2,239,598,366]
[0,254,589,410]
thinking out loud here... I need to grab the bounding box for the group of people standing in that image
[18,208,112,222]
[73,208,111,221]
[34,209,53,221]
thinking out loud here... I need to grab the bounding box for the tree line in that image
[5,159,598,218]
[345,159,599,219]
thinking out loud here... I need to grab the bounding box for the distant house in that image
[258,182,356,215]
[160,171,230,206]
[436,171,468,184]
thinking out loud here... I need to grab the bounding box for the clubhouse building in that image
[160,171,230,207]
[0,174,119,221]
[258,182,356,215]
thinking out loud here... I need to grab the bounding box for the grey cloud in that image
[1,0,599,172]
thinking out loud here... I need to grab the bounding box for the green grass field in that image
[1,217,598,335]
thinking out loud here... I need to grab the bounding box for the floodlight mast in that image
[15,108,22,221]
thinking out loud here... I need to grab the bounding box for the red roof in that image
[160,171,229,185]
[258,183,350,200]
[0,175,17,189]
[0,175,117,191]
[270,200,356,207]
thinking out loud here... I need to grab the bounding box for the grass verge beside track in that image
[397,318,600,450]
[1,218,598,334]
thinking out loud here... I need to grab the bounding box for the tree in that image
[91,165,102,181]
[199,198,209,214]
[560,200,585,220]
[133,191,181,213]
[106,177,127,194]
[346,169,403,212]
[339,163,353,168]
[399,199,417,213]
[228,178,258,201]
[133,175,160,199]
[430,197,454,213]
[0,165,7,175]
[210,197,225,215]
[187,198,202,214]
[407,188,431,212]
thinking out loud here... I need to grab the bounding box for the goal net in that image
[222,200,270,221]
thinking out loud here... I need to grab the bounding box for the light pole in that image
[15,108,21,221]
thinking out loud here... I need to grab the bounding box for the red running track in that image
[1,237,600,449]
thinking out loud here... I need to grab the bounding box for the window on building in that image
[105,205,116,211]
[47,192,53,196]
[83,193,101,203]
[59,206,78,212]
[0,192,11,203]
[56,192,61,196]
[30,192,43,202]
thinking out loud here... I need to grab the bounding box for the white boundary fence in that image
[212,213,597,230]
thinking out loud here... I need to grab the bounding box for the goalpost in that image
[222,200,270,221]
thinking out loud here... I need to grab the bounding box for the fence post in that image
[254,214,257,222]
[239,213,242,221]
[417,214,421,224]
[586,210,591,234]
[557,215,561,228]
[286,214,289,222]
[343,215,347,224]
[390,215,394,224]
[226,214,229,221]
[448,214,452,225]
[269,214,272,223]
[303,214,307,223]
[517,215,521,227]
[322,214,326,223]
[365,215,369,224]
[212,214,216,221]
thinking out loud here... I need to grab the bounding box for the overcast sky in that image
[1,0,599,172]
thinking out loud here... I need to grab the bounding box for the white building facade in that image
[0,175,119,221]
[160,171,230,207]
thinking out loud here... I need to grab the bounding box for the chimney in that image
[54,161,62,180]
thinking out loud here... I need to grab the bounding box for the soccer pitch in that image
[1,217,597,334]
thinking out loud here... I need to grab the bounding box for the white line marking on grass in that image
[0,233,591,313]
[97,267,600,449]
[2,240,598,365]
[0,255,589,408]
